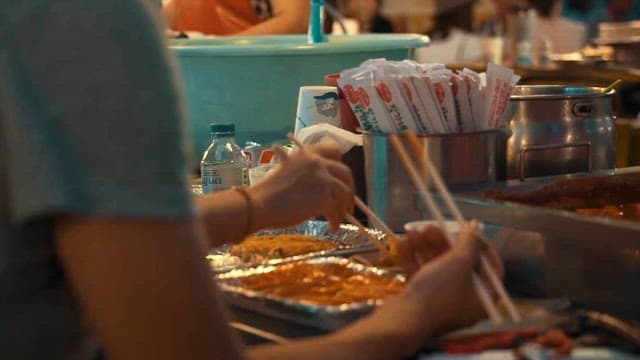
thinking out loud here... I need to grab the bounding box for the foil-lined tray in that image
[206,220,385,273]
[216,257,405,330]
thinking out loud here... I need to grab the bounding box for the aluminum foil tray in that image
[216,257,405,330]
[207,220,385,273]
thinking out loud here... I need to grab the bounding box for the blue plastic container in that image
[169,34,429,164]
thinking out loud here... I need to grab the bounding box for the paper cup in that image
[294,86,341,136]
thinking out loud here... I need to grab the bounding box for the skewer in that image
[404,131,522,323]
[388,133,504,325]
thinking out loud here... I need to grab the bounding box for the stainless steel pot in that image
[503,85,616,180]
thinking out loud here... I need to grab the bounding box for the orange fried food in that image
[233,263,405,305]
[230,234,337,263]
[576,203,640,221]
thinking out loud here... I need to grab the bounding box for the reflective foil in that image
[216,257,405,330]
[207,220,385,273]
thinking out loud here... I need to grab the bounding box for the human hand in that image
[393,221,505,336]
[248,140,354,231]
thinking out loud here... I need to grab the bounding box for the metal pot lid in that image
[510,85,614,100]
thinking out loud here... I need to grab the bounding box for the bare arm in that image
[197,141,355,248]
[236,0,310,35]
[246,222,499,359]
[55,216,244,360]
[247,296,430,360]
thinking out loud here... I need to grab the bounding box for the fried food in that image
[229,263,405,305]
[484,173,640,221]
[576,203,640,220]
[440,327,574,356]
[230,234,338,263]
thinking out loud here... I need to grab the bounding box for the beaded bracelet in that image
[232,186,253,237]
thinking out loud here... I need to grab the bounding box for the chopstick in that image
[404,131,522,323]
[353,196,400,258]
[283,134,392,257]
[387,133,504,325]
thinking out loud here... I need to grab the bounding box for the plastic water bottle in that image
[201,124,249,193]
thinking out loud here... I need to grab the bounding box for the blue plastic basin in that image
[169,34,429,164]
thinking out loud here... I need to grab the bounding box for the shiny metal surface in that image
[364,130,502,232]
[439,167,640,320]
[503,85,616,180]
[207,220,382,273]
[216,257,405,330]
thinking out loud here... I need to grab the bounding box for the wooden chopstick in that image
[353,196,400,259]
[404,131,522,323]
[388,133,504,325]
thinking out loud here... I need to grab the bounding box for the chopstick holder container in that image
[364,129,505,232]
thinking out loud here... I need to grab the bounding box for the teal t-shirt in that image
[0,0,193,358]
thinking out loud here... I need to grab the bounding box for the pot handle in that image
[519,142,592,181]
[573,102,594,117]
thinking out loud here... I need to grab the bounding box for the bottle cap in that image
[210,123,235,135]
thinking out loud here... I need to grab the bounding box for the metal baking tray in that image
[216,257,405,330]
[419,167,640,320]
[207,220,385,273]
[443,167,640,242]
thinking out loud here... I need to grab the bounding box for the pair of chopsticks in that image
[389,131,522,325]
[277,135,395,259]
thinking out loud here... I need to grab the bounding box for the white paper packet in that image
[451,74,475,132]
[296,123,363,154]
[410,76,447,134]
[426,72,458,133]
[338,68,395,134]
[394,61,434,134]
[372,64,421,133]
[462,68,486,131]
[485,63,521,129]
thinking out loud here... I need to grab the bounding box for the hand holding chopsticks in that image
[282,134,393,257]
[389,131,521,325]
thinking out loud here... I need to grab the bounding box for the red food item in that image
[534,329,574,356]
[440,327,539,354]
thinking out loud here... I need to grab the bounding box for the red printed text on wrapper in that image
[376,82,409,132]
[434,83,446,104]
[341,84,382,133]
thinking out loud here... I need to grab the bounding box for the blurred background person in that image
[531,0,588,54]
[414,0,484,64]
[163,0,309,35]
[561,0,640,39]
[491,0,586,62]
[343,0,394,33]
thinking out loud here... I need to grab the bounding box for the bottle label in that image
[202,164,248,193]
